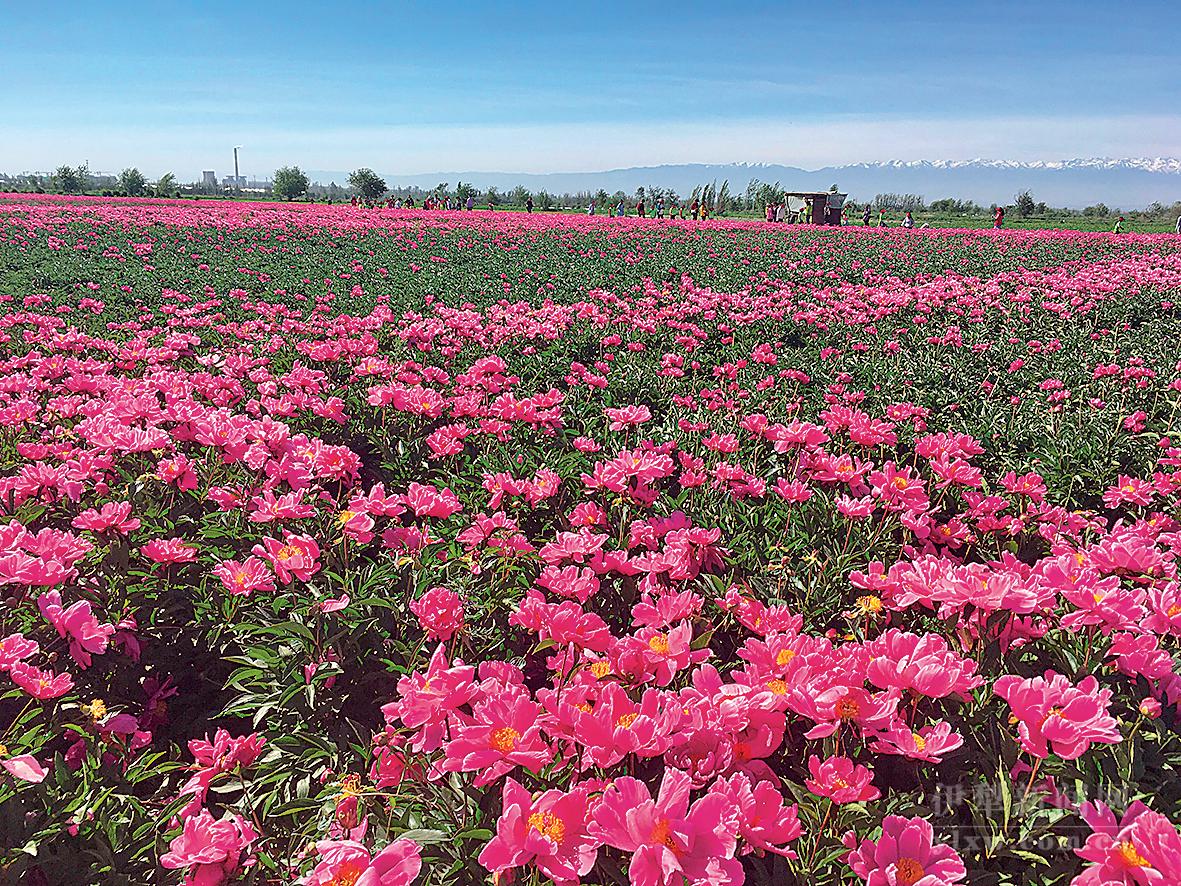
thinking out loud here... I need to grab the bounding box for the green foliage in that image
[119,167,147,197]
[348,168,387,201]
[273,166,309,201]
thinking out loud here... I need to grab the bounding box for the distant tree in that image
[635,186,646,203]
[455,181,477,202]
[273,166,309,201]
[119,167,147,197]
[435,182,449,196]
[1015,190,1036,218]
[54,165,83,194]
[348,168,387,200]
[1035,201,1048,215]
[594,189,610,208]
[484,186,501,206]
[537,189,555,210]
[509,184,531,206]
[155,173,177,197]
[717,179,731,213]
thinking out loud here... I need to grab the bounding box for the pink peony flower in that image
[478,778,598,884]
[409,586,465,640]
[589,767,741,886]
[994,670,1121,760]
[160,809,257,886]
[806,755,882,804]
[300,837,421,886]
[844,814,966,886]
[251,532,321,584]
[37,590,114,668]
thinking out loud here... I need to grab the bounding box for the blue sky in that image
[2,0,1179,178]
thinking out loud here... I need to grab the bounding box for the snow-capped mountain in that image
[840,158,1181,174]
[306,158,1181,209]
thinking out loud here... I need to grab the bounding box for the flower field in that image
[4,195,1181,885]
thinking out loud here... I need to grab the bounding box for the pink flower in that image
[478,778,598,884]
[1,753,47,784]
[442,691,553,786]
[1074,801,1181,885]
[382,644,477,753]
[140,537,199,565]
[710,771,801,858]
[409,586,465,641]
[37,590,114,668]
[159,809,257,886]
[844,814,966,886]
[213,557,276,597]
[994,671,1121,760]
[251,532,321,584]
[605,404,652,430]
[806,755,881,804]
[403,482,462,519]
[157,454,198,491]
[300,838,421,886]
[72,501,140,534]
[590,767,741,886]
[0,633,38,671]
[870,721,964,764]
[9,662,74,699]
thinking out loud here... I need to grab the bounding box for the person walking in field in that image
[902,211,915,229]
[465,195,474,211]
[994,206,1005,229]
[656,198,664,218]
[637,199,645,218]
[526,197,534,213]
[1176,214,1181,234]
[1113,216,1124,234]
[587,200,596,215]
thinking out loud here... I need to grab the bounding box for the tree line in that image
[5,164,1180,222]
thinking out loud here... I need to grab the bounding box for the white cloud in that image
[4,114,1180,179]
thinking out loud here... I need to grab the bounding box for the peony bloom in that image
[403,482,462,519]
[213,557,276,597]
[37,590,114,669]
[159,809,257,886]
[140,537,199,565]
[870,721,964,764]
[590,767,741,886]
[1,753,47,784]
[300,838,421,886]
[441,691,552,786]
[478,778,598,884]
[994,671,1121,760]
[251,532,321,584]
[71,501,140,534]
[710,771,801,858]
[382,644,477,753]
[0,633,38,671]
[409,586,465,641]
[806,755,882,804]
[8,662,74,699]
[1074,801,1181,885]
[844,814,967,886]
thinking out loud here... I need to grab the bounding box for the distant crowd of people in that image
[346,192,1181,234]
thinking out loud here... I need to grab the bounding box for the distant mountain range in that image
[306,158,1181,209]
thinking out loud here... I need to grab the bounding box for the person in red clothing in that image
[994,206,1005,229]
